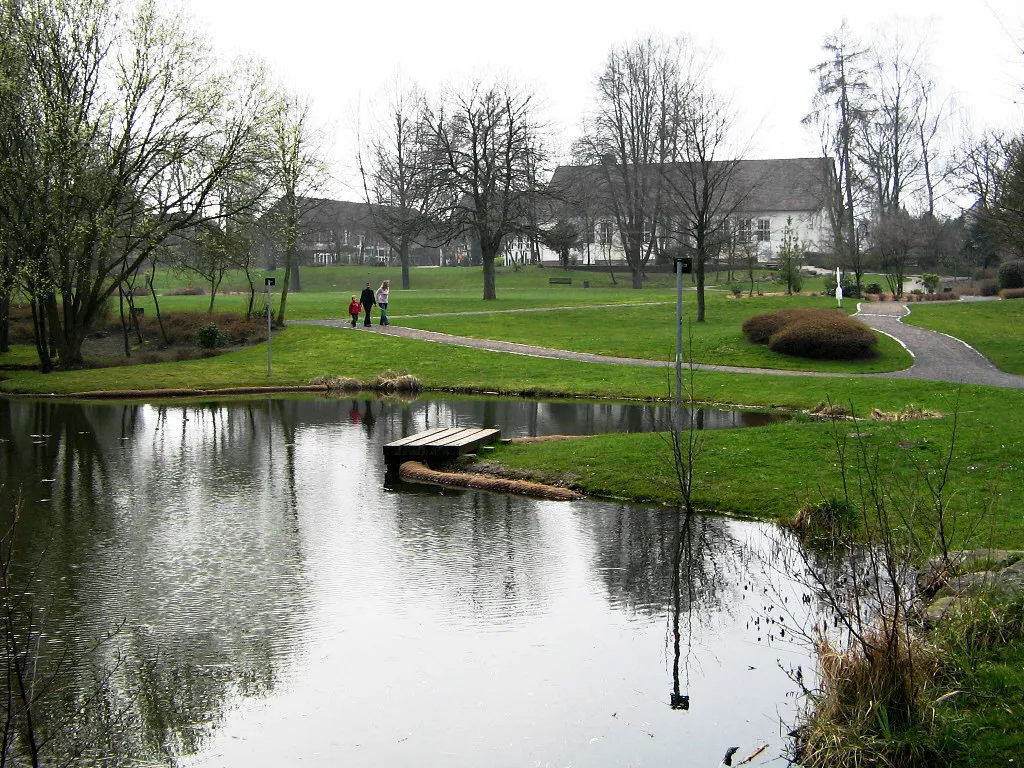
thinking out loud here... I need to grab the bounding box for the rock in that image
[934,572,998,599]
[917,549,1024,595]
[922,596,958,627]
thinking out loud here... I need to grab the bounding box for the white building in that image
[537,157,835,266]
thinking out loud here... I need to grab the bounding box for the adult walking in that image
[359,282,376,327]
[375,280,391,326]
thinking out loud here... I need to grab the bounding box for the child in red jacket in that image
[347,296,361,327]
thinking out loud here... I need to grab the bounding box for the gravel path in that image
[301,300,1024,390]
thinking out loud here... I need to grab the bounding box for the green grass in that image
[941,640,1024,766]
[492,390,1024,548]
[399,295,910,373]
[902,299,1024,375]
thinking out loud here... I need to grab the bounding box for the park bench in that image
[548,277,572,285]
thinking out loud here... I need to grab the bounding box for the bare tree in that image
[359,82,442,290]
[805,23,870,291]
[663,83,748,322]
[427,79,546,300]
[265,91,327,326]
[580,37,694,289]
[857,27,932,214]
[872,207,918,296]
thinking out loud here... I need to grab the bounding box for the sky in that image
[176,0,1023,202]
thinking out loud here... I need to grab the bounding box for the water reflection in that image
[0,395,809,767]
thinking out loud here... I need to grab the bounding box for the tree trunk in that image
[400,236,411,290]
[695,260,706,323]
[0,291,9,354]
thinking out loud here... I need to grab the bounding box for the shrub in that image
[921,274,940,293]
[864,282,883,295]
[196,323,225,349]
[768,314,877,359]
[1000,287,1024,299]
[164,286,207,296]
[741,308,818,344]
[978,278,1000,297]
[730,284,743,297]
[742,308,877,360]
[997,260,1024,289]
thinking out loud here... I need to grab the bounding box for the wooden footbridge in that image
[383,427,502,468]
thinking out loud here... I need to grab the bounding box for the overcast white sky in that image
[178,0,1022,200]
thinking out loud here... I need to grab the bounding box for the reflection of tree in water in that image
[589,504,752,712]
[391,491,551,625]
[588,505,738,619]
[0,399,310,764]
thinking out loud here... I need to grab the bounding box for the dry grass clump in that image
[310,375,362,391]
[810,401,851,419]
[789,497,856,537]
[798,626,942,768]
[1000,287,1024,299]
[742,308,877,360]
[871,404,942,422]
[373,370,422,393]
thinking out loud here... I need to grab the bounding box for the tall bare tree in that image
[427,80,546,301]
[358,82,442,291]
[662,83,747,322]
[805,22,870,290]
[858,28,930,214]
[580,37,693,289]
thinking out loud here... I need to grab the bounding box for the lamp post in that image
[673,257,693,432]
[265,277,276,376]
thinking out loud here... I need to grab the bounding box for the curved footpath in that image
[301,300,1024,390]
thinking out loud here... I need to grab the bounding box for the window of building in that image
[736,218,752,244]
[757,219,771,242]
[598,221,614,246]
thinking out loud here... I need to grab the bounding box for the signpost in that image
[265,277,276,376]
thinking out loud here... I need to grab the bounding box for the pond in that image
[0,395,819,767]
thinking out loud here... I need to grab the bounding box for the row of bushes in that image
[742,308,878,360]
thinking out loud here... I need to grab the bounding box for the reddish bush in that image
[742,308,823,344]
[164,286,207,296]
[743,308,877,360]
[1001,287,1024,300]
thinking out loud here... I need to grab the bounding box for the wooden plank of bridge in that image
[383,427,501,466]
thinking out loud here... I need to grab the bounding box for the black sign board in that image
[674,257,693,274]
[264,277,276,286]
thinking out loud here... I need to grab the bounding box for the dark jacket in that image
[359,287,376,310]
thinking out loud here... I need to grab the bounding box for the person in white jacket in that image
[375,280,391,326]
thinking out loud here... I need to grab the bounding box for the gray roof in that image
[548,157,833,215]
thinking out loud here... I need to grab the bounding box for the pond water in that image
[0,395,819,767]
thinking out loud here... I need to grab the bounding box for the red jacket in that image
[348,299,361,315]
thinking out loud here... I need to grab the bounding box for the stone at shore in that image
[920,549,1024,626]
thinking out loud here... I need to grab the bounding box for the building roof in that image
[548,157,833,215]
